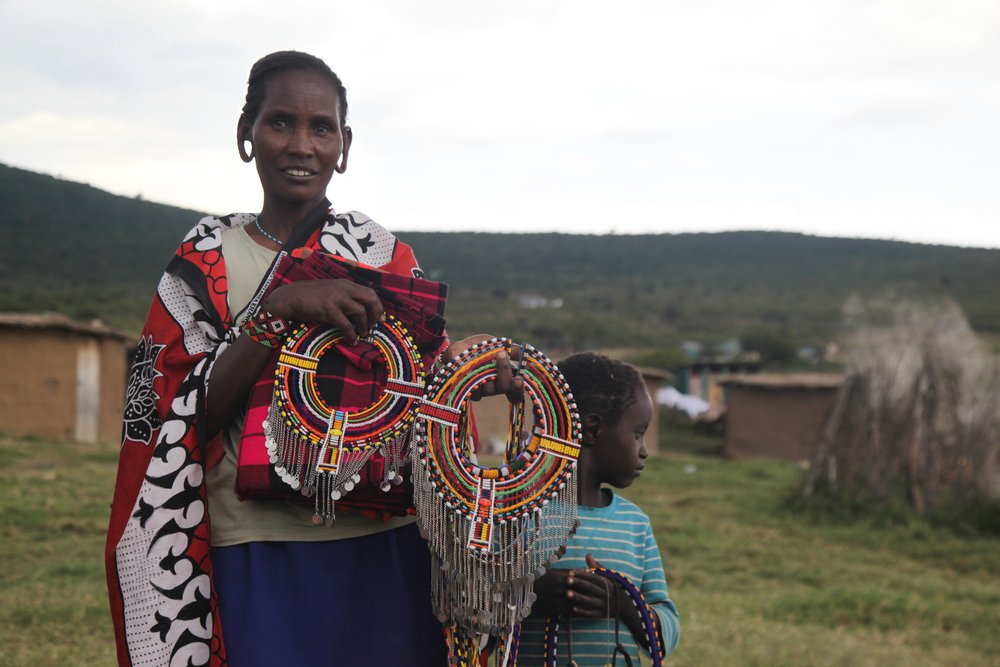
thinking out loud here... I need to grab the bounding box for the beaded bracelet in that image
[240,310,290,349]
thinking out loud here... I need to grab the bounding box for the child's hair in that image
[557,352,644,425]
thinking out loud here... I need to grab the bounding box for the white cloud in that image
[0,0,998,247]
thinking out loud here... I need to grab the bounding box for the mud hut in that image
[0,313,134,443]
[720,373,844,461]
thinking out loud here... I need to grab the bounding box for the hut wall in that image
[0,329,79,440]
[99,336,128,443]
[0,328,128,443]
[724,386,837,461]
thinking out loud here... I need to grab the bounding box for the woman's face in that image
[243,68,351,210]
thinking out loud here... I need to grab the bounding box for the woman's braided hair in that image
[241,50,348,125]
[557,352,644,426]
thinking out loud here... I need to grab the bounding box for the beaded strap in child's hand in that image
[543,566,665,667]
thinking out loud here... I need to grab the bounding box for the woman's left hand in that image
[443,335,524,403]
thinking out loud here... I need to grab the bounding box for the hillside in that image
[2,162,998,352]
[0,163,198,327]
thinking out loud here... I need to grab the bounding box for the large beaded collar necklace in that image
[413,338,581,666]
[264,314,425,521]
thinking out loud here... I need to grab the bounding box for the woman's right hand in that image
[263,279,384,345]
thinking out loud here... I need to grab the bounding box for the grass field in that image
[1,429,998,667]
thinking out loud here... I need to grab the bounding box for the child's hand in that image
[531,569,576,617]
[532,557,619,619]
[562,555,618,618]
[534,568,607,618]
[585,554,658,650]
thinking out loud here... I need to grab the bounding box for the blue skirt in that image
[212,523,447,667]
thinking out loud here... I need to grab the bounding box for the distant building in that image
[673,353,762,413]
[719,373,844,461]
[0,313,134,443]
[516,295,564,309]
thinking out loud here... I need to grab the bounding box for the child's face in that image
[593,388,653,488]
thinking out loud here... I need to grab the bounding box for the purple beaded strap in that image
[543,567,664,667]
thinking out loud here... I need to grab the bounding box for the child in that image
[516,352,681,665]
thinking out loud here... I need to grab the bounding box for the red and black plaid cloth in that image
[236,248,448,519]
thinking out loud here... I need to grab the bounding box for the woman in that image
[106,51,518,667]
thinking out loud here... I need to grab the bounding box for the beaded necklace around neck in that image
[254,214,284,246]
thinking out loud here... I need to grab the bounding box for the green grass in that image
[0,435,119,666]
[627,425,1000,666]
[1,431,999,666]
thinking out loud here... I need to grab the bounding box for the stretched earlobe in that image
[335,126,352,174]
[238,138,254,163]
[334,153,348,174]
[237,117,254,163]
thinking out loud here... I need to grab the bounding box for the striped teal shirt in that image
[516,490,680,665]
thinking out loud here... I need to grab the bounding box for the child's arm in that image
[638,526,681,657]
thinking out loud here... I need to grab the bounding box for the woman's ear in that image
[237,116,254,163]
[335,125,353,173]
[580,413,602,447]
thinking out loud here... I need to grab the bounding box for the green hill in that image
[3,162,998,352]
[0,163,198,326]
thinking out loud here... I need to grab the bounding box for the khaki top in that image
[206,225,415,547]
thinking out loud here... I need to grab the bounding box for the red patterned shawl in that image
[105,208,429,667]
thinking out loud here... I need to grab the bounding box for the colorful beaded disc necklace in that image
[264,314,425,521]
[413,338,581,665]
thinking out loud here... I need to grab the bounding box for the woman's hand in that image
[263,278,383,346]
[443,335,524,403]
[206,278,382,435]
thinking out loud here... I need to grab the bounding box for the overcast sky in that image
[1,0,998,247]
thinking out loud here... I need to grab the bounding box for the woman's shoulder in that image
[179,213,254,247]
[332,209,380,227]
[327,210,393,237]
[319,209,406,267]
